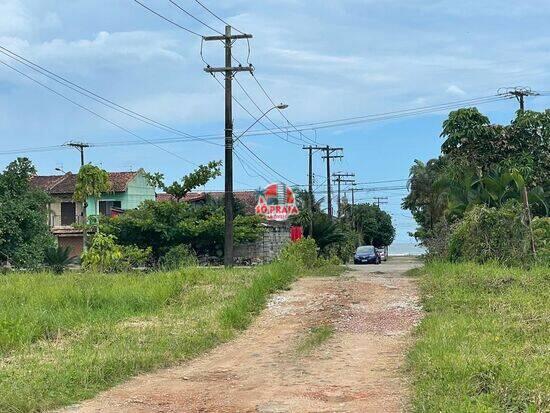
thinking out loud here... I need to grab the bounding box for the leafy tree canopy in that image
[343,203,395,248]
[74,164,111,202]
[0,158,54,267]
[146,161,222,201]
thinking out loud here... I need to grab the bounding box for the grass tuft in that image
[295,325,334,355]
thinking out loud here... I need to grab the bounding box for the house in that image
[31,169,155,256]
[156,190,258,215]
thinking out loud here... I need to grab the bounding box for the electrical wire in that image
[234,148,271,183]
[233,76,305,145]
[0,58,199,166]
[191,0,245,34]
[238,141,301,185]
[249,71,317,144]
[0,45,223,147]
[167,0,224,35]
[132,0,205,37]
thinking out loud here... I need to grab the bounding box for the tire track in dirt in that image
[60,258,422,413]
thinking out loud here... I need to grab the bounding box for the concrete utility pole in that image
[321,146,343,218]
[303,145,327,235]
[373,196,388,208]
[332,173,355,217]
[65,141,90,251]
[204,26,253,267]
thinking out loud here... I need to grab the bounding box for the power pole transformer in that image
[204,26,253,267]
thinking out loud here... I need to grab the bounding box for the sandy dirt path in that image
[62,257,422,413]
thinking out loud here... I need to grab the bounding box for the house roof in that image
[156,190,258,214]
[31,171,139,195]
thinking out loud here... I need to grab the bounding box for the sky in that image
[1,0,549,244]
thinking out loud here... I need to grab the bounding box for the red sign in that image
[255,183,299,221]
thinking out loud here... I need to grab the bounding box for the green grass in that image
[408,261,550,412]
[0,262,343,412]
[295,325,334,355]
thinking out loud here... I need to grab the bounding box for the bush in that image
[81,233,151,272]
[43,245,75,274]
[278,238,318,269]
[447,202,529,265]
[532,217,550,265]
[159,244,198,270]
[325,228,362,264]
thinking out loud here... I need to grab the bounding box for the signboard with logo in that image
[255,182,299,221]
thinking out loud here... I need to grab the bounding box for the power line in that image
[0,58,198,165]
[132,0,205,37]
[192,0,245,35]
[250,71,317,144]
[167,0,224,35]
[0,45,222,147]
[239,141,300,185]
[234,76,304,145]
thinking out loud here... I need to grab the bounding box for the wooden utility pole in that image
[332,173,355,217]
[321,147,343,218]
[204,26,253,267]
[66,141,90,251]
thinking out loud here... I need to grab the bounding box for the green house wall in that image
[86,172,155,216]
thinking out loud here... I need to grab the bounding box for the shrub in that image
[447,202,529,265]
[278,238,318,269]
[532,217,550,265]
[81,233,151,272]
[159,244,198,270]
[43,245,75,274]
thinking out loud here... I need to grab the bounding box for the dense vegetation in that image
[403,108,549,265]
[408,262,549,412]
[292,189,395,262]
[0,158,53,268]
[0,239,342,412]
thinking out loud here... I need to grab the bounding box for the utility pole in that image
[65,141,90,251]
[500,87,538,256]
[303,145,326,235]
[373,196,388,208]
[499,87,539,112]
[321,146,343,218]
[332,173,355,217]
[204,26,253,267]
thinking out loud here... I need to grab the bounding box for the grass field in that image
[0,262,341,412]
[408,261,549,412]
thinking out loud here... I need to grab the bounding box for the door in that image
[60,202,76,226]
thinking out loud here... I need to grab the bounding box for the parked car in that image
[376,248,387,261]
[354,245,381,265]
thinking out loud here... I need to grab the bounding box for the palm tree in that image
[44,245,75,274]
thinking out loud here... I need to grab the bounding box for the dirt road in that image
[63,257,422,413]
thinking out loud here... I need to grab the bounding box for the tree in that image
[0,158,54,268]
[100,200,264,258]
[73,164,111,250]
[146,161,222,201]
[345,203,395,248]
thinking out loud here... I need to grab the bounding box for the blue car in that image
[354,245,381,265]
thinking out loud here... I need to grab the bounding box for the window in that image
[99,200,121,216]
[60,202,76,225]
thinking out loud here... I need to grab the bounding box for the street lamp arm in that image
[233,104,288,143]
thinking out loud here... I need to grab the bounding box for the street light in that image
[233,103,288,143]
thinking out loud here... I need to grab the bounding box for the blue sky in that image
[1,0,549,243]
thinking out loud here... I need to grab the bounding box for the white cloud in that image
[446,85,467,96]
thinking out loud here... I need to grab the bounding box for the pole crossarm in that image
[204,66,254,74]
[203,34,253,41]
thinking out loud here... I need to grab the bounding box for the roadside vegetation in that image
[403,108,549,266]
[408,262,549,412]
[0,239,342,412]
